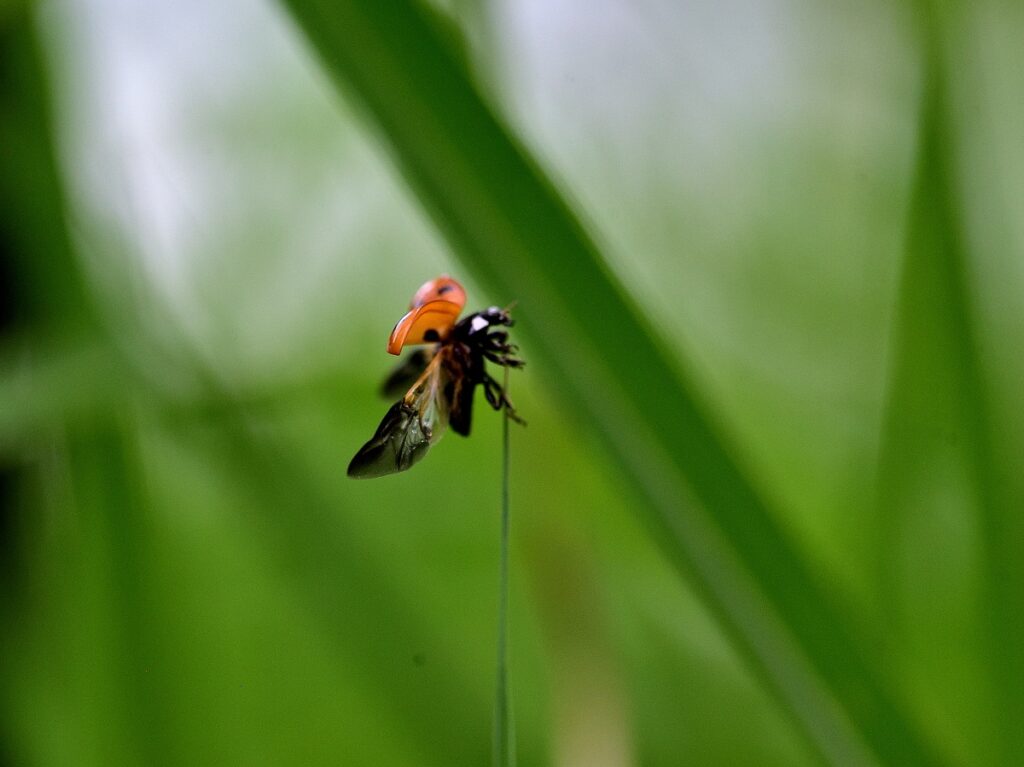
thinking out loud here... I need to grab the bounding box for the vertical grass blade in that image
[66,423,173,765]
[876,3,1020,762]
[276,1,944,763]
[493,368,514,767]
[1,8,168,763]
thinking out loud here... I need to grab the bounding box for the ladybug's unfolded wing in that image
[380,349,431,400]
[348,356,452,478]
[347,402,433,478]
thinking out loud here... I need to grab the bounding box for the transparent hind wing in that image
[348,357,451,478]
[380,348,431,400]
[347,402,432,478]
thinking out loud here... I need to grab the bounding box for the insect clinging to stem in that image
[347,275,524,478]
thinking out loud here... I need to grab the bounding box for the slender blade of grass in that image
[493,366,514,767]
[276,1,944,763]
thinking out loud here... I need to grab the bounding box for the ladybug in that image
[348,276,523,478]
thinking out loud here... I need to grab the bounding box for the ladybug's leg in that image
[482,373,526,425]
[481,331,524,368]
[484,350,524,368]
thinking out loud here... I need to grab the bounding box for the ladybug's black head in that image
[451,305,522,370]
[456,307,512,339]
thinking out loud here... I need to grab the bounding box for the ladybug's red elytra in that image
[386,276,467,355]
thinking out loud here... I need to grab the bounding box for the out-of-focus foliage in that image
[1,0,1022,765]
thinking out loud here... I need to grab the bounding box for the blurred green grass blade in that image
[67,423,174,765]
[1,4,114,467]
[877,5,1020,762]
[0,8,96,332]
[1,8,169,764]
[277,1,943,763]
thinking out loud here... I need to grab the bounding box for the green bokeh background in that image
[2,0,1022,765]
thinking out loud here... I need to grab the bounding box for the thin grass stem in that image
[493,365,514,767]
